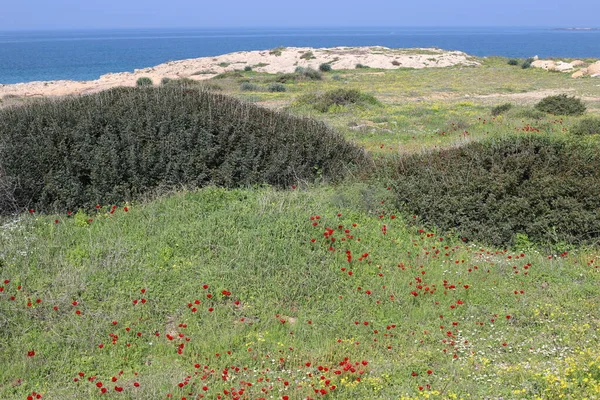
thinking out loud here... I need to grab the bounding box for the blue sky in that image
[1,0,599,30]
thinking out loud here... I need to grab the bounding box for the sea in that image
[1,27,599,84]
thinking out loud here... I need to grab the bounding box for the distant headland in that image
[553,28,600,31]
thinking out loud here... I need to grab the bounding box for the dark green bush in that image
[240,82,260,91]
[521,57,534,69]
[507,59,519,66]
[161,77,172,85]
[393,136,600,247]
[136,77,153,87]
[491,103,513,116]
[0,86,368,214]
[355,64,370,69]
[319,63,332,72]
[244,66,252,72]
[302,68,322,80]
[275,68,322,83]
[571,117,600,135]
[268,83,286,92]
[534,94,586,116]
[297,89,380,113]
[300,51,315,60]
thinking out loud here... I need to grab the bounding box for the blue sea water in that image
[0,27,599,84]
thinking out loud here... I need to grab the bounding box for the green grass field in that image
[1,57,600,400]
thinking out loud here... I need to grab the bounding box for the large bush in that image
[534,94,586,116]
[0,86,368,213]
[393,136,600,247]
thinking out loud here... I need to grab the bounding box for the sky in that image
[1,0,599,30]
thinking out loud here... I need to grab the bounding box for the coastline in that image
[0,46,477,98]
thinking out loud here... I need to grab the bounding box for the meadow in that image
[1,56,600,400]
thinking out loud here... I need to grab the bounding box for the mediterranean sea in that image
[1,26,599,84]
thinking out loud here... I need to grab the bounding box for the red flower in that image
[27,350,35,357]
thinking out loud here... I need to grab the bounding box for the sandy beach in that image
[0,46,478,99]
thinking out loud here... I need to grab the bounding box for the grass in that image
[189,56,599,154]
[1,55,600,399]
[1,184,599,399]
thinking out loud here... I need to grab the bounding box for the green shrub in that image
[269,47,285,56]
[276,68,322,83]
[332,75,342,81]
[534,94,586,116]
[508,59,519,66]
[240,82,260,91]
[136,77,153,87]
[521,57,534,69]
[0,86,368,213]
[300,51,315,60]
[355,64,370,69]
[319,63,332,72]
[244,66,252,72]
[393,136,600,247]
[391,60,401,66]
[161,77,172,85]
[571,117,600,135]
[268,83,286,92]
[302,68,322,80]
[491,103,513,116]
[297,88,380,113]
[212,71,244,79]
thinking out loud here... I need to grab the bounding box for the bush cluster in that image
[507,59,519,66]
[534,94,586,116]
[297,88,380,113]
[0,86,368,214]
[393,136,600,247]
[570,117,600,135]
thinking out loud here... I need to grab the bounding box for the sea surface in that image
[1,27,599,84]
